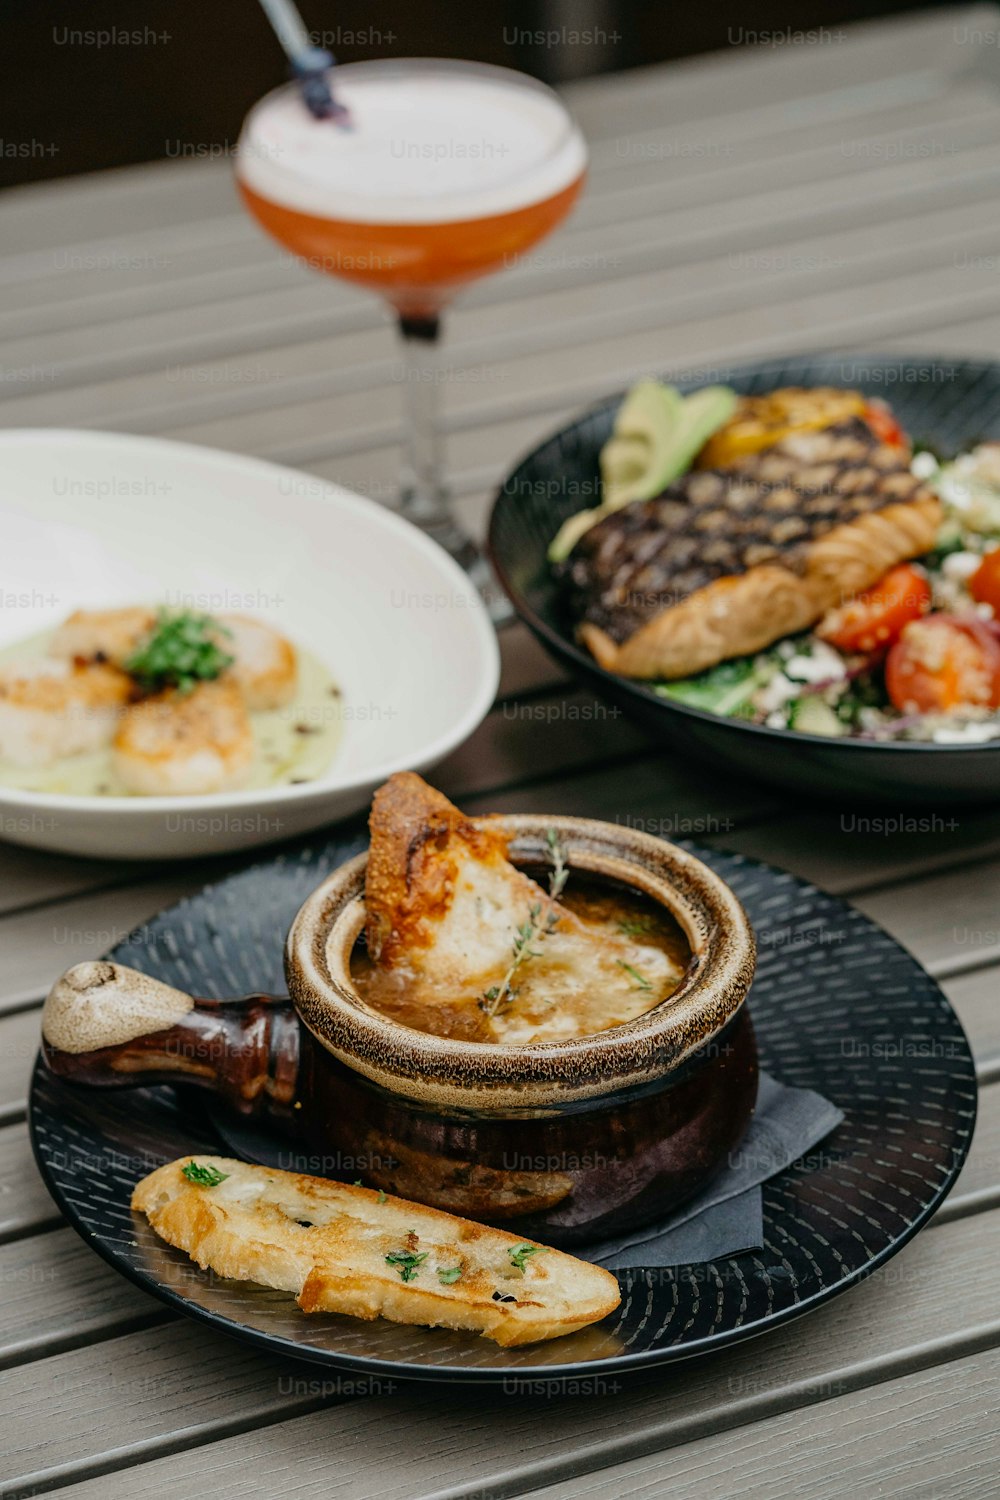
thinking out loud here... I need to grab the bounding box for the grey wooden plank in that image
[852,860,1000,982]
[519,1348,1000,1500]
[941,966,1000,1067]
[130,228,1000,470]
[0,83,986,339]
[0,1008,43,1122]
[0,874,222,1016]
[707,806,1000,901]
[936,1073,1000,1221]
[562,6,996,137]
[496,622,569,699]
[0,162,239,260]
[0,1228,164,1370]
[887,306,1000,360]
[34,1202,1000,1500]
[9,112,1000,440]
[0,1319,344,1497]
[10,174,1000,442]
[7,101,1000,398]
[0,1125,60,1242]
[0,845,137,918]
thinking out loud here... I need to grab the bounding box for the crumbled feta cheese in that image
[942,550,983,581]
[757,673,799,713]
[931,720,1000,744]
[936,447,1000,532]
[784,641,848,684]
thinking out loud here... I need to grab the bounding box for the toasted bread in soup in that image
[133,1157,621,1346]
[363,773,682,1043]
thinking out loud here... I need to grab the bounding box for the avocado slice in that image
[660,385,739,491]
[603,380,685,507]
[548,381,737,562]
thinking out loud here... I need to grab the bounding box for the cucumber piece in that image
[787,696,844,737]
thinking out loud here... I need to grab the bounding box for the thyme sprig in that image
[616,959,652,991]
[479,829,569,1019]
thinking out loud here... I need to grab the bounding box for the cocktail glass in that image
[236,58,587,591]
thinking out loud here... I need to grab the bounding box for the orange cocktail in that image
[236,59,587,577]
[238,174,583,319]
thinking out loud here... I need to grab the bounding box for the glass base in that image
[410,512,513,625]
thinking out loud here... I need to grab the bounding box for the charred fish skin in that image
[558,417,940,674]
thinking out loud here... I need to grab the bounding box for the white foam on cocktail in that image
[237,63,586,224]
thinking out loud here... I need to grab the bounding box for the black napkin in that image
[581,1071,844,1270]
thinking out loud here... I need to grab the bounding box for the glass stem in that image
[397,312,454,534]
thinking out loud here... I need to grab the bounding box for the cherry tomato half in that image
[818,563,931,655]
[885,614,1000,714]
[969,547,1000,616]
[864,401,907,449]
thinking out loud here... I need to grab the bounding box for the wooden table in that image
[3,7,1000,1495]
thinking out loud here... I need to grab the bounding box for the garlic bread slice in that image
[133,1156,620,1346]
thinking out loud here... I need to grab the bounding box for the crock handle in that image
[41,960,301,1124]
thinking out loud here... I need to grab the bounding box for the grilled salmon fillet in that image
[559,417,941,679]
[133,1156,620,1345]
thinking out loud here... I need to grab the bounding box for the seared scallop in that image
[48,607,156,666]
[112,679,254,796]
[215,615,297,710]
[0,659,131,767]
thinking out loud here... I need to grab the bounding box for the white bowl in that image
[0,430,499,860]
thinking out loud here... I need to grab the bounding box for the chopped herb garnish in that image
[377,1189,387,1205]
[385,1250,429,1283]
[352,1179,363,1186]
[181,1162,229,1188]
[480,830,570,1018]
[437,1265,463,1285]
[509,1243,548,1274]
[125,610,233,695]
[616,915,653,937]
[616,960,652,991]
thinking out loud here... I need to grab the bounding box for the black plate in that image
[489,353,1000,803]
[30,829,976,1385]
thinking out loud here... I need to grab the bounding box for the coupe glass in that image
[236,58,587,592]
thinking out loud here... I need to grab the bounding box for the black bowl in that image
[489,353,1000,805]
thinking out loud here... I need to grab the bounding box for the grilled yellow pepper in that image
[697,387,867,469]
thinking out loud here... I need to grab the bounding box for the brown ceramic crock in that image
[41,816,758,1247]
